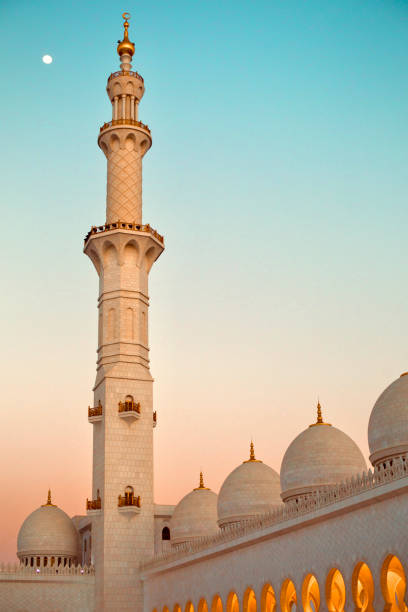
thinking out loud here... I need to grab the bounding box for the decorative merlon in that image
[0,563,95,576]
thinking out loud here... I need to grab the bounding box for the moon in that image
[42,55,53,64]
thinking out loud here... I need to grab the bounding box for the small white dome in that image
[368,373,408,466]
[280,404,366,502]
[17,492,79,559]
[170,474,219,545]
[217,443,282,528]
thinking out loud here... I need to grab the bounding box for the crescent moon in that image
[122,12,131,20]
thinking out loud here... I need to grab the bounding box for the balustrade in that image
[84,221,164,246]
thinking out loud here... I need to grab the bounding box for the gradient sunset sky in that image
[1,0,408,562]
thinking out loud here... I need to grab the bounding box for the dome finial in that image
[194,471,209,490]
[243,440,262,463]
[309,399,331,427]
[117,12,135,59]
[42,489,56,507]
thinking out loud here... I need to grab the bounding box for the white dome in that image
[17,494,79,559]
[217,444,282,528]
[170,475,219,545]
[368,373,408,466]
[280,406,366,502]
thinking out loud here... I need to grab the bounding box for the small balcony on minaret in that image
[88,400,103,423]
[118,486,141,515]
[86,490,102,514]
[118,395,141,422]
[153,411,157,428]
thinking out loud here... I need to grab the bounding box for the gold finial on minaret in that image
[194,471,209,490]
[117,12,135,58]
[243,440,262,463]
[42,489,56,507]
[309,400,331,427]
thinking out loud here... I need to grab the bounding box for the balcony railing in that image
[118,400,141,414]
[84,221,164,246]
[88,401,103,419]
[86,497,101,511]
[108,70,144,83]
[99,119,150,135]
[118,495,141,508]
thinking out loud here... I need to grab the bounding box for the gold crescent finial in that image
[117,11,135,58]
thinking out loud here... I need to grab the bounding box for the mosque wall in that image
[0,567,94,612]
[142,476,408,612]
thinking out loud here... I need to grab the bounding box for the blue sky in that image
[0,0,408,559]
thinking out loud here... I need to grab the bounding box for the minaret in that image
[84,13,164,611]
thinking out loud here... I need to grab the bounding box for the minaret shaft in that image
[84,15,163,611]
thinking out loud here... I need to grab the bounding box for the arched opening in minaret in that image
[381,555,407,612]
[162,526,170,540]
[124,485,134,505]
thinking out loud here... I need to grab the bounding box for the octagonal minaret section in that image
[83,14,164,611]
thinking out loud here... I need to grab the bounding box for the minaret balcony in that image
[108,69,144,83]
[99,118,151,136]
[84,220,164,247]
[88,401,103,423]
[86,496,101,514]
[153,411,157,428]
[118,400,141,422]
[118,493,141,515]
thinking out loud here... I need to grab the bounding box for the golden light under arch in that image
[227,591,240,612]
[352,562,375,612]
[243,588,257,612]
[198,599,209,612]
[261,583,276,612]
[302,574,320,612]
[326,568,346,612]
[381,555,408,612]
[185,602,195,612]
[211,595,223,612]
[281,579,297,612]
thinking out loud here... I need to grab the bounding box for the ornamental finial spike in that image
[47,489,52,505]
[317,400,323,424]
[117,12,135,58]
[249,440,256,461]
[199,471,204,489]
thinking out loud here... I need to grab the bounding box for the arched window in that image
[280,579,297,612]
[381,554,407,612]
[244,588,257,612]
[162,526,170,540]
[302,575,320,612]
[352,562,375,612]
[326,568,346,612]
[30,557,34,567]
[44,557,48,567]
[261,584,276,612]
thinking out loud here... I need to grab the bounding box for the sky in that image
[0,0,408,562]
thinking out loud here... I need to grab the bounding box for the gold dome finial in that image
[194,471,209,490]
[309,400,331,427]
[117,12,135,58]
[243,440,262,463]
[42,489,56,507]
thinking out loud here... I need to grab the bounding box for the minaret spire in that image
[243,440,262,463]
[309,400,331,427]
[117,12,135,70]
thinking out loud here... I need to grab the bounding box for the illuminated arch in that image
[163,607,170,612]
[198,600,209,612]
[227,592,240,612]
[173,606,182,612]
[381,555,408,612]
[261,584,276,612]
[326,568,346,612]
[185,603,195,612]
[352,562,375,612]
[211,596,223,612]
[280,579,297,612]
[243,588,257,612]
[302,575,320,612]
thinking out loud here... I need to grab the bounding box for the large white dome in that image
[170,474,219,545]
[368,373,408,466]
[217,443,282,528]
[17,492,79,560]
[280,405,366,502]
